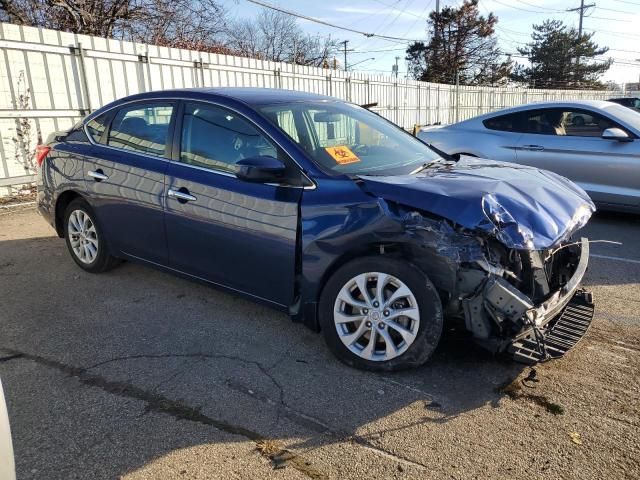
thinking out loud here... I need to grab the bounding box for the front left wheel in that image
[63,198,119,273]
[319,256,443,371]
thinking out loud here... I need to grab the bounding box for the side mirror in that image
[602,127,632,142]
[235,156,286,183]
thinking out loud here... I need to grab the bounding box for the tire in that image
[319,256,443,371]
[63,198,119,273]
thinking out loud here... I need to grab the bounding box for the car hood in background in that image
[358,157,595,250]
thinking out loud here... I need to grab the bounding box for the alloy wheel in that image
[333,272,420,362]
[68,209,99,264]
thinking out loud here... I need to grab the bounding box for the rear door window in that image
[85,113,110,142]
[108,103,174,157]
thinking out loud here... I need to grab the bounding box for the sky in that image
[221,0,640,86]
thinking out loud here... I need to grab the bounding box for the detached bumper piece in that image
[510,290,595,364]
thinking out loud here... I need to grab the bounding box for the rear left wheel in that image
[319,257,443,371]
[63,198,119,273]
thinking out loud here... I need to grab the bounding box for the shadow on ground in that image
[1,233,529,479]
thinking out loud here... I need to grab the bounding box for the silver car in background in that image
[418,100,640,212]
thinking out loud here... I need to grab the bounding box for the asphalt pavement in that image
[0,206,638,479]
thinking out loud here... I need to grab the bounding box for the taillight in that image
[35,145,51,168]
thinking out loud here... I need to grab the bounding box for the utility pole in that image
[567,0,595,67]
[339,40,353,72]
[433,0,441,55]
[394,56,400,79]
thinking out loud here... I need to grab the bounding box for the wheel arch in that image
[300,239,437,332]
[54,190,84,237]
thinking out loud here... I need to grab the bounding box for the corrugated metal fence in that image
[0,22,627,193]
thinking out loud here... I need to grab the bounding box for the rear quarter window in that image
[63,127,89,143]
[483,113,523,132]
[85,113,110,142]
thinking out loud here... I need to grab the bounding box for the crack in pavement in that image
[4,349,433,472]
[85,353,433,469]
[0,348,326,479]
[0,353,23,362]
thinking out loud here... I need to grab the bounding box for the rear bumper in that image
[36,189,55,229]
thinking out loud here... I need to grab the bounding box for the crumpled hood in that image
[358,157,595,250]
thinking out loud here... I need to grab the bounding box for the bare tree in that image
[226,11,338,67]
[0,0,229,52]
[11,71,42,174]
[1,1,336,63]
[124,0,229,52]
[0,1,142,37]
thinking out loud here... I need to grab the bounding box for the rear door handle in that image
[522,144,545,151]
[168,188,197,203]
[87,170,108,181]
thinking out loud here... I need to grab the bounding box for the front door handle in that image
[168,188,197,203]
[87,169,108,181]
[522,144,545,151]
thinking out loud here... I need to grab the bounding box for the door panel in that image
[165,164,301,306]
[85,149,168,263]
[84,102,175,264]
[164,101,302,306]
[515,108,640,207]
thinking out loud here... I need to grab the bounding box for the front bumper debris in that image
[461,237,594,361]
[509,289,594,364]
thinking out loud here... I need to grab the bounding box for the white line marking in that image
[591,253,640,265]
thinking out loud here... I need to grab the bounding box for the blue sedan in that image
[37,88,595,370]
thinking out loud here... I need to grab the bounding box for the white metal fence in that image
[0,22,630,193]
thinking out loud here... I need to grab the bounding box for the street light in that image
[348,57,375,70]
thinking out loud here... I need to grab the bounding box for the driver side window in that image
[525,108,620,137]
[180,102,278,174]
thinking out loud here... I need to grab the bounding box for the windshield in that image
[256,101,441,175]
[602,102,640,131]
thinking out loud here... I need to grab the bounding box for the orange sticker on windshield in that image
[325,145,360,165]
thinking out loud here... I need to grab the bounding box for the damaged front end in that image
[402,210,594,364]
[459,237,593,364]
[357,157,597,363]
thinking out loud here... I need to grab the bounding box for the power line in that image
[374,0,420,39]
[612,0,640,6]
[492,0,560,14]
[513,0,565,13]
[368,0,432,21]
[585,28,640,39]
[244,0,421,42]
[352,47,408,53]
[595,5,637,14]
[586,15,633,22]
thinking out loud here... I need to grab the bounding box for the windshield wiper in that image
[410,160,442,175]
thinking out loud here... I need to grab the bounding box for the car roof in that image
[459,99,619,125]
[120,87,337,106]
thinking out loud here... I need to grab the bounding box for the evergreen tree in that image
[512,19,611,89]
[406,0,511,86]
